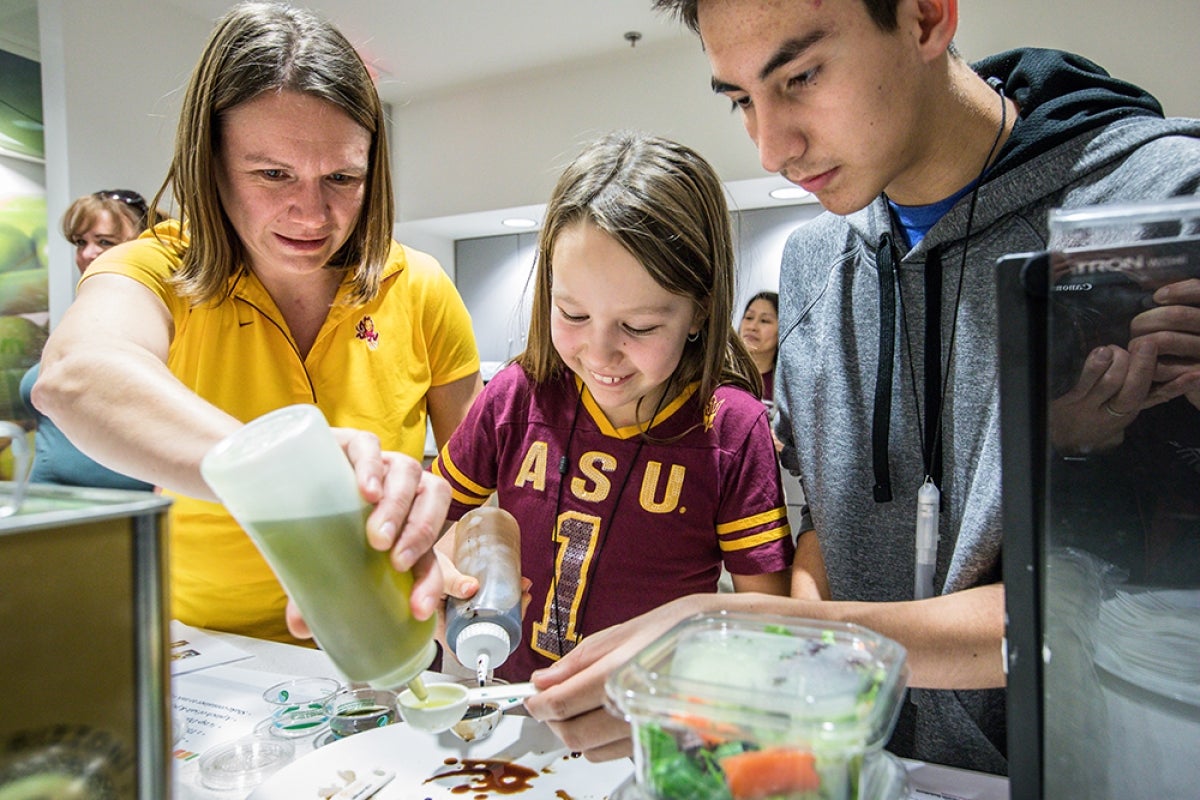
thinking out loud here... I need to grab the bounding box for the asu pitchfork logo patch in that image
[355,315,380,350]
[703,396,724,432]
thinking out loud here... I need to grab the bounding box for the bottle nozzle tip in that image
[476,652,490,686]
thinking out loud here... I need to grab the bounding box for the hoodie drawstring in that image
[872,233,897,503]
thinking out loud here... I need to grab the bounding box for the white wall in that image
[954,1,1199,119]
[393,38,758,221]
[730,204,824,311]
[396,4,1200,224]
[454,233,538,364]
[37,0,210,324]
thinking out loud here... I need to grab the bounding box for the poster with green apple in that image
[0,193,48,420]
[1,47,48,477]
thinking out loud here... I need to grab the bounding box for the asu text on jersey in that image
[433,364,793,680]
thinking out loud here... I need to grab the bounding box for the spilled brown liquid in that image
[425,758,539,795]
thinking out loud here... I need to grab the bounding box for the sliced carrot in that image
[669,712,740,747]
[720,747,820,799]
[671,712,716,730]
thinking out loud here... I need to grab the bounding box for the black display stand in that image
[995,252,1048,800]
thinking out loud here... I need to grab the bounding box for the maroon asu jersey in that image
[432,363,793,681]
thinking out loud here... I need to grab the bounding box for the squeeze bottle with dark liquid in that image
[444,507,523,685]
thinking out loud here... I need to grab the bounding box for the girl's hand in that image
[525,596,708,761]
[432,530,531,668]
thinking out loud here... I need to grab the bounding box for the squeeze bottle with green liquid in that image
[200,404,436,698]
[444,506,523,685]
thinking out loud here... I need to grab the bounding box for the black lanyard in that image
[870,78,1009,505]
[923,253,944,488]
[872,235,948,500]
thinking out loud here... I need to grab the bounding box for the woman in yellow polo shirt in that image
[32,3,482,643]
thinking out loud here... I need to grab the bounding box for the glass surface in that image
[1042,201,1200,798]
[0,481,165,522]
[198,736,295,791]
[261,678,341,738]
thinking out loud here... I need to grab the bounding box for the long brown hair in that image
[153,1,393,306]
[517,130,759,413]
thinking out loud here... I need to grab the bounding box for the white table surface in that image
[169,624,1009,800]
[171,625,346,800]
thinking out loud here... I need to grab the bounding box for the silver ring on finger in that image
[1102,401,1131,417]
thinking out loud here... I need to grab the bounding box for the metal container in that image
[0,482,172,799]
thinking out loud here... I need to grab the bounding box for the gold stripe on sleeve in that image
[436,450,494,496]
[719,523,792,552]
[715,506,788,535]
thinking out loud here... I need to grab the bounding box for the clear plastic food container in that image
[605,613,910,800]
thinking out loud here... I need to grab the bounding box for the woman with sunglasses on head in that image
[66,190,159,271]
[19,189,160,490]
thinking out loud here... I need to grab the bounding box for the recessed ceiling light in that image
[501,217,538,229]
[769,186,811,201]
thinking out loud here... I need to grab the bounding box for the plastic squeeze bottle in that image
[444,506,523,685]
[200,404,436,699]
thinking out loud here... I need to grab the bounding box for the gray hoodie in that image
[774,48,1200,774]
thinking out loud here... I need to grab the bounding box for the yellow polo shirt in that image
[85,225,479,642]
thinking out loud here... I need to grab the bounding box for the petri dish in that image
[261,677,341,738]
[325,687,399,740]
[198,735,295,791]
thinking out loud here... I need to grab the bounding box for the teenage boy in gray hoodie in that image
[523,0,1200,776]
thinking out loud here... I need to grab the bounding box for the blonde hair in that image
[517,130,760,413]
[61,191,152,243]
[153,1,393,306]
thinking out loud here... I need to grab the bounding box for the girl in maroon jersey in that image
[434,131,794,681]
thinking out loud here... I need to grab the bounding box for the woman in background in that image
[738,290,779,405]
[64,189,158,273]
[19,190,158,490]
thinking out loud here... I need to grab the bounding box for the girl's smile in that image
[549,221,700,429]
